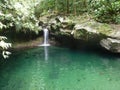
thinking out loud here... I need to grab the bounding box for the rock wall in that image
[39,15,120,53]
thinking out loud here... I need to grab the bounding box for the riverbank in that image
[39,14,120,53]
[11,14,120,54]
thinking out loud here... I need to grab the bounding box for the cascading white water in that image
[43,28,48,45]
[40,28,50,46]
[42,28,50,60]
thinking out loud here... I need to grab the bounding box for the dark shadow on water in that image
[66,45,120,60]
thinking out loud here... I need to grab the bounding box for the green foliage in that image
[0,0,42,58]
[0,36,11,59]
[35,0,90,15]
[90,0,120,23]
[37,0,120,24]
[0,0,41,33]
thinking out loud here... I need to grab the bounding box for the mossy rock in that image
[74,21,113,35]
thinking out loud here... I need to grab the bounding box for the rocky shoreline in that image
[38,15,120,53]
[13,15,120,53]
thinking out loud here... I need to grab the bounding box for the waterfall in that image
[40,28,50,46]
[38,28,50,60]
[43,28,49,45]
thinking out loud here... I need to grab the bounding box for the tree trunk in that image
[55,0,58,13]
[66,0,69,14]
[74,0,77,15]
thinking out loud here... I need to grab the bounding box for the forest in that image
[0,0,120,58]
[0,0,119,58]
[0,0,120,90]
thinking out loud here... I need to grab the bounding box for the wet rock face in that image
[74,24,120,53]
[73,23,101,41]
[72,21,111,48]
[39,15,120,53]
[100,38,120,53]
[100,25,120,53]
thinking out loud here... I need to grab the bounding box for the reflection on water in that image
[44,46,48,60]
[0,46,120,90]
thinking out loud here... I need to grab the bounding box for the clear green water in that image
[0,46,120,90]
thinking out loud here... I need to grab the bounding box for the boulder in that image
[100,25,120,53]
[100,38,120,53]
[39,15,120,53]
[72,21,110,42]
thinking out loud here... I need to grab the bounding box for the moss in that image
[80,21,113,35]
[76,14,113,33]
[65,22,75,30]
[74,29,92,40]
[97,24,113,35]
[68,14,93,24]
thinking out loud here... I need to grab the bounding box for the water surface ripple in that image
[0,46,120,90]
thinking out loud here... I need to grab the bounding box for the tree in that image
[66,0,69,14]
[0,0,41,58]
[0,36,11,59]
